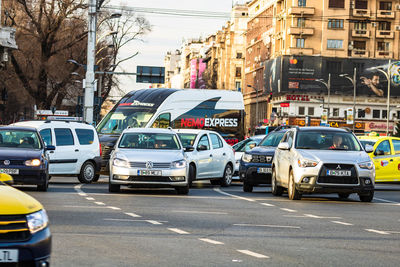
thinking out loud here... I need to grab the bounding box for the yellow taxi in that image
[359,133,400,182]
[0,173,51,265]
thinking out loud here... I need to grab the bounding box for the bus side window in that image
[152,113,171,128]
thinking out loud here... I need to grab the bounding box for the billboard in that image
[264,56,400,97]
[190,59,206,89]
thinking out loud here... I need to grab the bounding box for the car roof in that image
[12,120,94,129]
[296,126,349,132]
[359,136,400,141]
[123,128,177,134]
[0,126,38,132]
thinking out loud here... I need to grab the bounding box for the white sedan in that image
[175,129,235,187]
[232,135,266,177]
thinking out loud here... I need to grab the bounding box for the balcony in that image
[376,51,393,58]
[376,30,394,39]
[288,27,314,35]
[288,7,315,15]
[351,29,370,38]
[288,47,313,56]
[377,10,395,19]
[352,9,370,17]
[351,49,369,57]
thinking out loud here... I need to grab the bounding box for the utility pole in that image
[84,0,97,124]
[352,67,357,132]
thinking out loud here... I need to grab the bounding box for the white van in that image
[13,120,102,183]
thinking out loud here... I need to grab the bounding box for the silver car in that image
[272,127,375,202]
[109,128,189,194]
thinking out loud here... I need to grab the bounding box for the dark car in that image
[239,128,287,192]
[0,126,54,191]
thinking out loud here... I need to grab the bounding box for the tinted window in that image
[259,132,285,147]
[295,131,362,151]
[178,133,197,147]
[55,128,74,146]
[376,140,391,155]
[198,135,210,150]
[40,128,52,146]
[233,137,263,152]
[151,113,171,128]
[392,140,400,154]
[75,129,95,145]
[0,130,41,149]
[210,133,223,149]
[119,133,181,150]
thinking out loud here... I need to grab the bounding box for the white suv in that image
[13,120,102,183]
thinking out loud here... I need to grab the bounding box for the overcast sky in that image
[108,0,245,95]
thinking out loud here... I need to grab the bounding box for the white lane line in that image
[234,224,300,229]
[280,208,297,213]
[213,188,256,202]
[104,218,168,223]
[146,220,163,225]
[387,231,400,234]
[107,206,121,210]
[237,250,270,259]
[86,197,95,201]
[283,215,308,218]
[94,202,105,206]
[63,205,109,209]
[74,184,83,192]
[199,238,224,245]
[78,193,87,197]
[374,198,400,204]
[168,228,190,235]
[125,212,141,218]
[304,214,342,219]
[260,203,275,207]
[331,221,353,226]
[172,210,228,215]
[365,229,390,235]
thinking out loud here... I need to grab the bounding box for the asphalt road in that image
[19,177,400,267]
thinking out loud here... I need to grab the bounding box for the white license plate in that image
[0,249,18,263]
[327,170,351,176]
[138,170,162,176]
[257,168,272,174]
[0,168,19,175]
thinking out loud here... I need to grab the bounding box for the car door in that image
[275,132,289,182]
[372,139,393,182]
[209,133,225,177]
[195,134,214,178]
[280,131,294,187]
[50,128,79,174]
[74,127,97,171]
[390,139,400,182]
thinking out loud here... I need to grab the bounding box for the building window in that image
[377,41,390,51]
[358,109,365,118]
[308,107,314,116]
[333,108,339,117]
[235,67,242,78]
[236,81,241,91]
[382,110,387,119]
[355,0,368,9]
[354,41,366,50]
[378,21,391,31]
[297,18,306,27]
[328,19,344,29]
[373,109,380,118]
[380,1,392,10]
[298,0,306,7]
[236,52,243,59]
[327,39,343,49]
[296,38,305,48]
[354,22,367,30]
[299,106,305,115]
[329,0,345,8]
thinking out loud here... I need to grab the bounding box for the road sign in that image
[136,66,165,84]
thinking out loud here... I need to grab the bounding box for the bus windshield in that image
[97,107,155,134]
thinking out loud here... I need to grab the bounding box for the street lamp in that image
[339,68,357,132]
[315,73,331,121]
[247,84,259,128]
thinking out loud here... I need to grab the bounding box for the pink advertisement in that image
[189,59,206,89]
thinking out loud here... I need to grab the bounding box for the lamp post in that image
[373,60,392,135]
[247,84,259,129]
[339,68,357,132]
[315,73,331,121]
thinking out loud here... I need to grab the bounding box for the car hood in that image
[115,149,184,162]
[298,150,371,164]
[247,146,276,155]
[0,148,42,159]
[0,185,43,215]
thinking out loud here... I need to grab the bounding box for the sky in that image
[107,0,245,96]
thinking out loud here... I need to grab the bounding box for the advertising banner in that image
[346,108,354,125]
[321,109,328,124]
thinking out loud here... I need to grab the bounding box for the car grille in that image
[251,155,273,163]
[0,215,31,242]
[129,162,171,169]
[128,176,171,182]
[0,159,25,166]
[318,164,359,185]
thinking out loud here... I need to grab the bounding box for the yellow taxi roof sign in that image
[368,132,379,137]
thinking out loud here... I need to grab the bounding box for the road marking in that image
[86,197,95,201]
[172,210,228,215]
[107,206,121,210]
[78,193,87,197]
[387,231,400,234]
[168,228,190,235]
[374,198,400,204]
[214,188,256,202]
[234,224,300,229]
[94,202,105,206]
[125,212,141,218]
[63,205,109,209]
[146,220,163,225]
[237,250,269,259]
[104,218,168,223]
[260,203,275,207]
[280,208,297,213]
[331,221,353,226]
[304,214,342,219]
[199,238,224,245]
[283,215,308,218]
[365,229,390,235]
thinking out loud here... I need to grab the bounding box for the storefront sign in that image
[280,103,290,107]
[366,122,394,131]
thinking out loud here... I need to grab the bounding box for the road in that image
[20,177,400,267]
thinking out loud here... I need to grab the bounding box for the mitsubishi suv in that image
[272,127,375,202]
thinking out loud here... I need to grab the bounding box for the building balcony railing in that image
[288,47,313,56]
[377,10,395,19]
[376,30,394,39]
[376,51,393,58]
[288,27,314,35]
[351,49,369,57]
[288,7,315,16]
[352,9,370,17]
[351,29,370,38]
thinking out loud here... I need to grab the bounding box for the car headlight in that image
[242,153,252,163]
[26,209,49,234]
[298,158,319,168]
[359,161,374,170]
[171,160,186,169]
[25,159,41,167]
[113,158,130,168]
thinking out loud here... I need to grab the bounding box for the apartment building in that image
[164,50,182,88]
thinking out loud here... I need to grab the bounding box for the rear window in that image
[178,133,197,147]
[75,129,95,145]
[54,128,74,146]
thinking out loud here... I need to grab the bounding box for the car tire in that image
[220,164,233,187]
[359,191,374,202]
[78,161,96,184]
[37,174,49,192]
[188,164,196,188]
[271,168,283,196]
[243,182,253,192]
[338,193,350,199]
[176,185,189,195]
[109,182,120,193]
[92,174,100,182]
[288,170,301,200]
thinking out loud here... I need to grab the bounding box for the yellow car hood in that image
[0,185,43,215]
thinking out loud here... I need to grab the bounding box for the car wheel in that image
[109,181,120,193]
[271,168,283,196]
[176,185,189,195]
[243,182,253,192]
[288,170,301,200]
[188,164,195,188]
[338,193,350,199]
[359,191,374,202]
[37,174,49,192]
[78,161,96,184]
[92,174,100,182]
[220,165,233,187]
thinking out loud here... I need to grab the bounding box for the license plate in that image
[138,170,162,176]
[0,249,18,263]
[327,170,351,176]
[257,167,272,174]
[0,168,19,175]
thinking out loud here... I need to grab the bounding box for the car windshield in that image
[359,140,376,149]
[295,131,362,151]
[119,133,181,150]
[0,130,42,149]
[177,133,197,147]
[233,137,263,152]
[259,132,285,147]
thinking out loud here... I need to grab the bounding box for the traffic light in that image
[267,92,273,102]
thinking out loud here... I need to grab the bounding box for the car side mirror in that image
[278,142,290,150]
[365,145,374,153]
[0,173,13,185]
[197,145,208,151]
[374,149,384,156]
[184,146,195,152]
[45,145,56,151]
